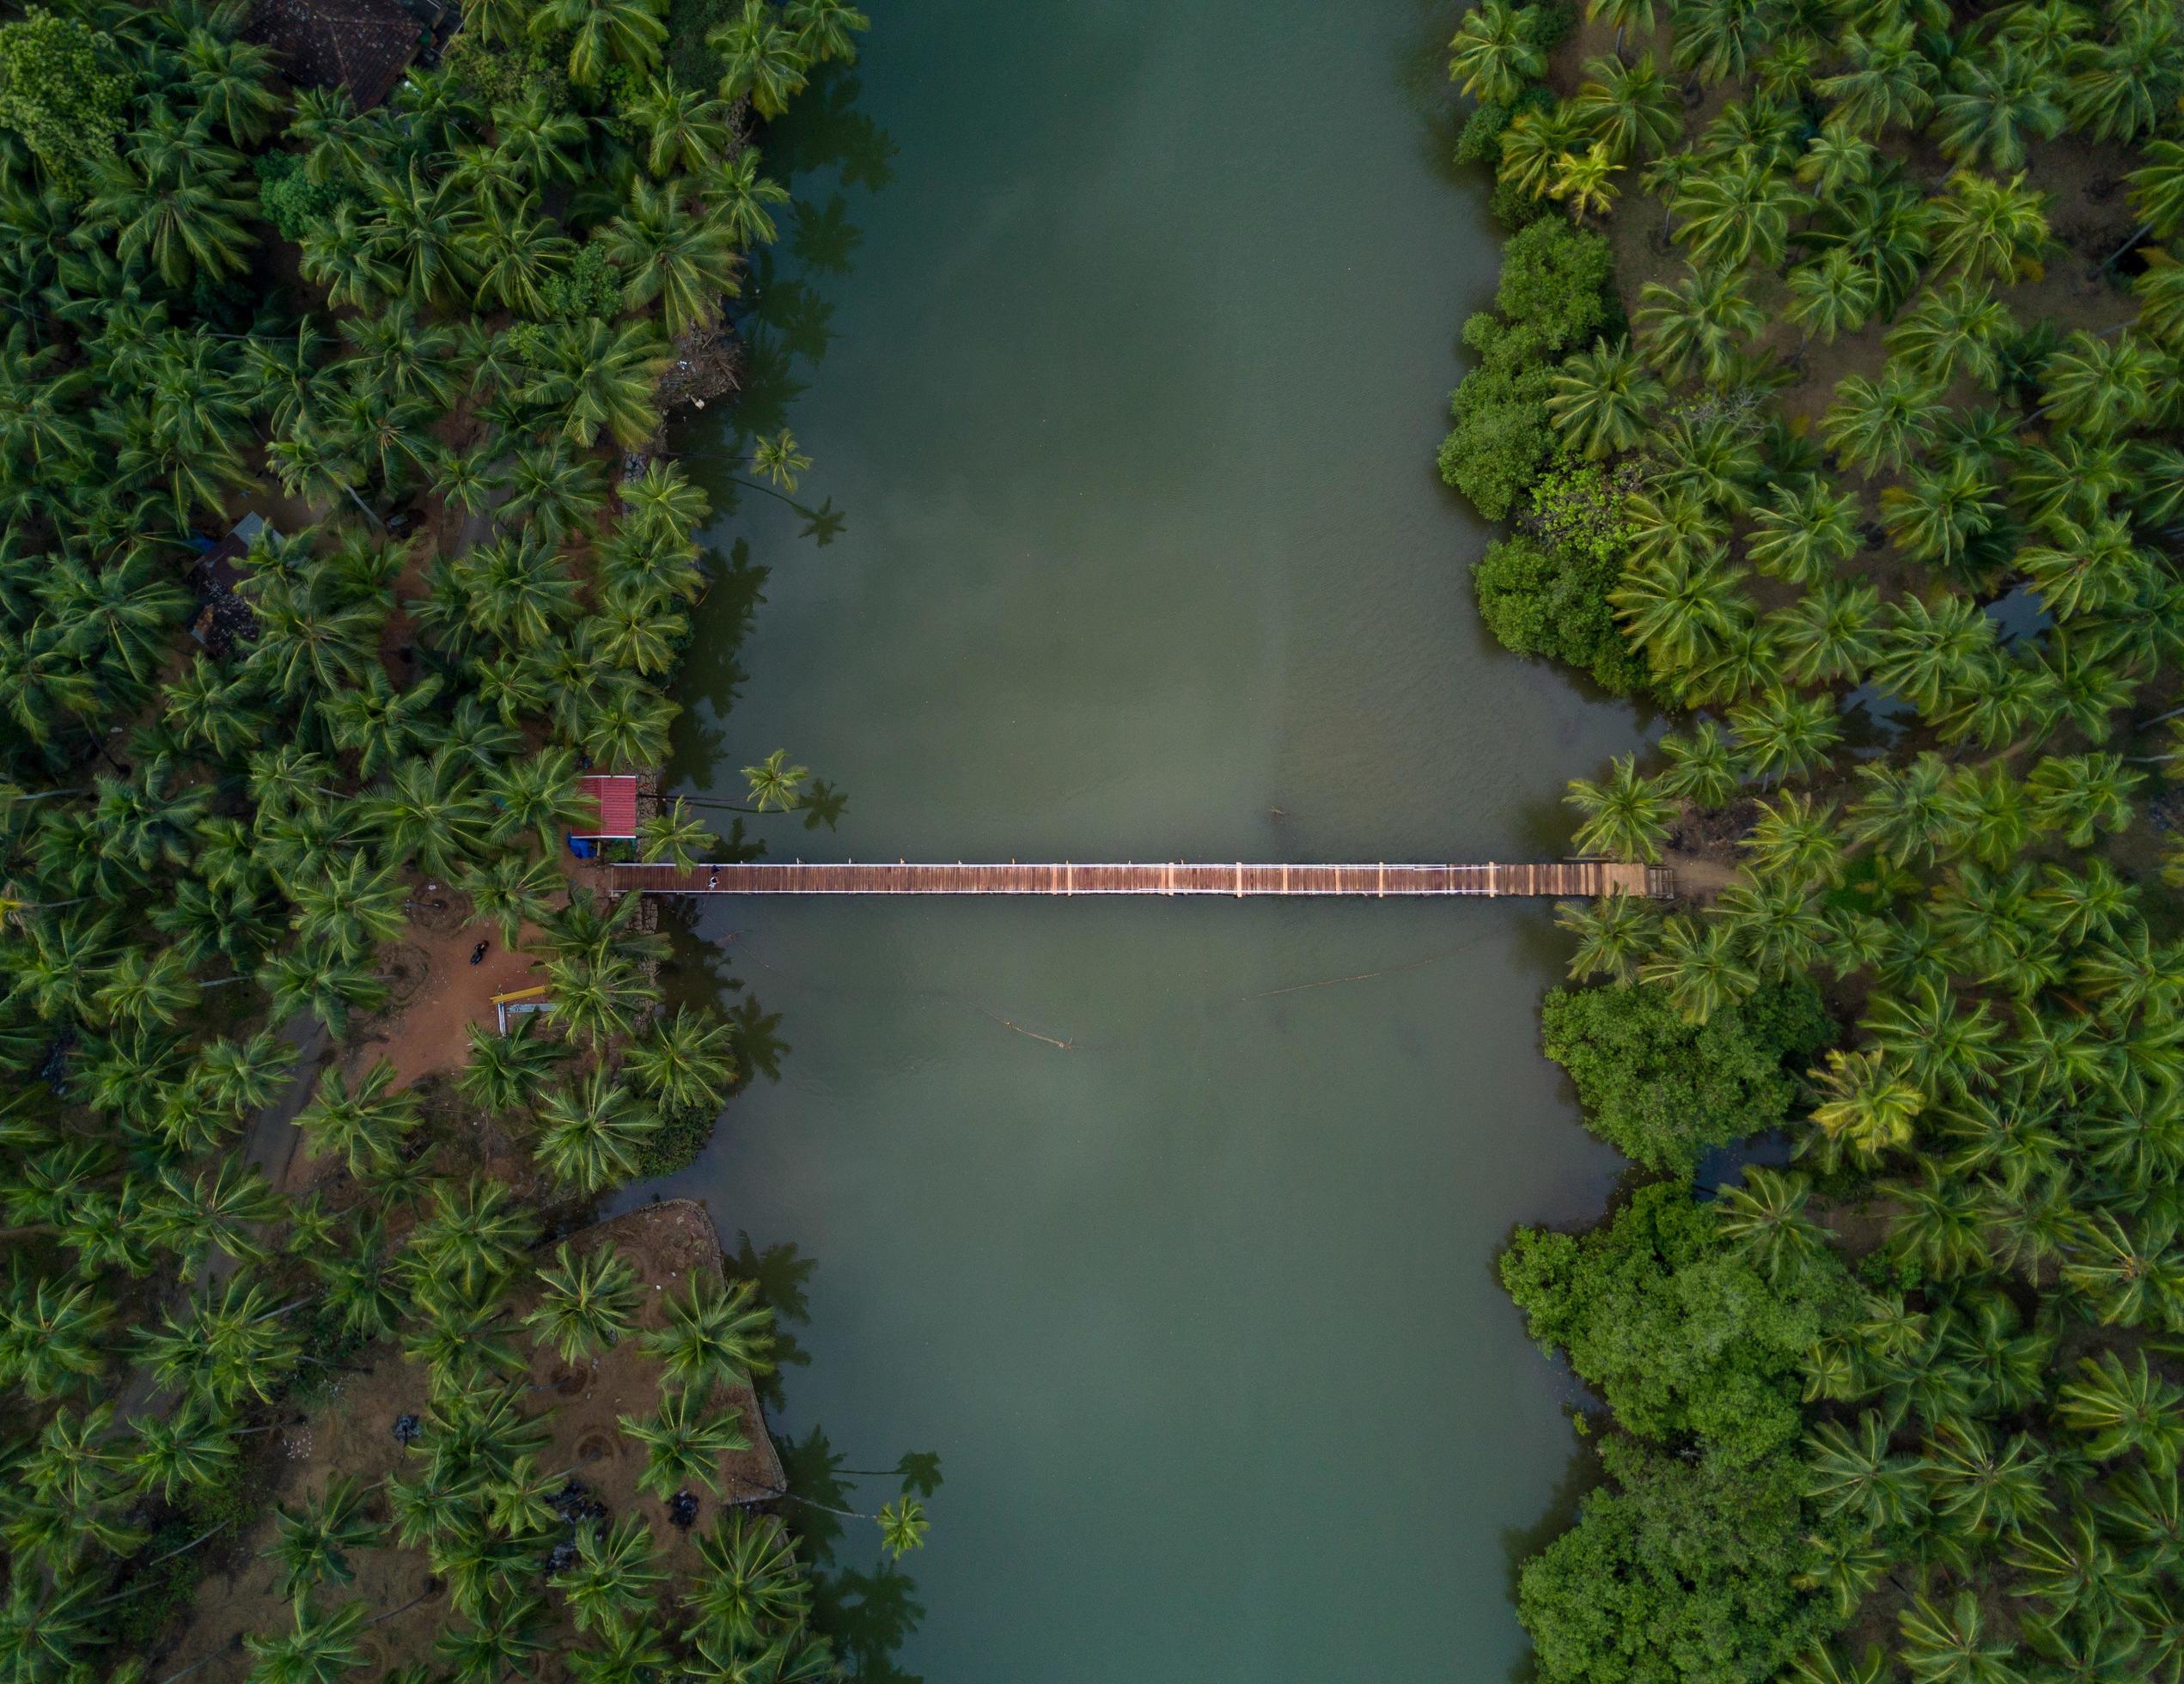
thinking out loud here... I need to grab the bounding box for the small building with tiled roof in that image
[574,775,641,841]
[247,0,440,109]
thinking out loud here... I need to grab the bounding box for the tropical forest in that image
[11,0,2183,1679]
[1444,0,2184,1679]
[0,2,941,1682]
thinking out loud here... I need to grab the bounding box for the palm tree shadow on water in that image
[722,1232,944,1683]
[655,63,936,1668]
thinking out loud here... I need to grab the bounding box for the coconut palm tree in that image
[642,1272,775,1391]
[1883,278,2015,386]
[137,1273,302,1408]
[2064,12,2180,142]
[1631,913,1750,1023]
[540,318,668,451]
[455,1018,565,1116]
[1817,22,1939,135]
[1894,1592,2021,1684]
[1652,717,1741,806]
[1806,1412,1930,1531]
[1925,170,2053,284]
[620,1384,751,1499]
[685,1510,809,1648]
[454,851,564,949]
[265,1478,381,1601]
[1879,455,2007,573]
[532,1067,659,1193]
[434,1594,551,1684]
[1809,1046,1924,1161]
[1786,249,1881,349]
[1569,53,1681,162]
[296,1060,420,1176]
[1670,150,1809,272]
[1772,583,1882,691]
[711,0,814,118]
[1632,265,1765,387]
[1729,686,1843,784]
[2026,754,2142,846]
[1713,1166,1830,1283]
[405,1179,539,1303]
[2054,1348,2184,1463]
[1564,754,1675,862]
[544,951,656,1049]
[789,0,869,61]
[1556,895,1660,984]
[553,1511,668,1634]
[0,1273,110,1401]
[1669,0,1773,85]
[1609,549,1746,674]
[1935,42,2066,170]
[637,796,720,869]
[362,751,492,882]
[287,853,411,964]
[526,1242,643,1364]
[601,180,740,339]
[1822,363,1949,477]
[1448,0,1546,104]
[1546,338,1662,458]
[624,1005,738,1114]
[630,81,735,180]
[129,1400,241,1503]
[530,0,667,86]
[1496,103,1595,203]
[257,947,390,1040]
[2039,326,2162,436]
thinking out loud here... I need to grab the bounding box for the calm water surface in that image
[645,3,1646,1675]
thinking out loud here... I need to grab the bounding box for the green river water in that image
[645,3,1651,1675]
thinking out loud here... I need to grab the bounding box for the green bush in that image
[634,1101,717,1178]
[1439,222,1613,519]
[1540,978,1832,1175]
[540,241,625,321]
[255,153,359,241]
[1494,219,1614,353]
[1501,1181,1852,1465]
[1517,1436,1834,1684]
[0,7,128,188]
[1488,176,1553,229]
[1473,534,1645,693]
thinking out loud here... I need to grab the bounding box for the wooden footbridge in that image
[604,860,1672,898]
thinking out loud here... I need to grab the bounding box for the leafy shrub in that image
[634,1101,717,1178]
[1540,978,1832,1175]
[1517,1436,1834,1684]
[540,241,625,321]
[1438,335,1554,520]
[0,7,127,188]
[1473,534,1645,693]
[1439,222,1614,519]
[255,153,359,241]
[1494,220,1614,353]
[1501,1181,1852,1464]
[443,31,571,110]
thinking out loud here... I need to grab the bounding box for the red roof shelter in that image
[575,775,640,839]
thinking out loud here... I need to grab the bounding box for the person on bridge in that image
[708,868,719,889]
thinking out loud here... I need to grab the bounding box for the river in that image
[647,3,1644,1675]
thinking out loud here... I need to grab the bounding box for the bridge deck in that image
[605,861,1670,898]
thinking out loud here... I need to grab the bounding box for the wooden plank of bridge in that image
[602,861,1675,899]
